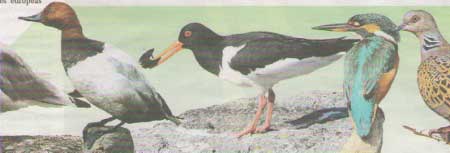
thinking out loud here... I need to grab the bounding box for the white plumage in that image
[218,44,345,91]
[67,44,166,122]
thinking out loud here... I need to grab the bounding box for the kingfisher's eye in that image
[348,21,360,27]
[184,31,192,37]
[411,15,420,23]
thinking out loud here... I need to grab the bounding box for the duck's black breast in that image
[61,38,104,71]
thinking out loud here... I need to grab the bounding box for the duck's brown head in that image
[19,2,80,30]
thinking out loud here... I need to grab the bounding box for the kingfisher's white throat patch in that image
[374,31,396,43]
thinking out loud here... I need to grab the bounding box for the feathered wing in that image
[344,37,397,138]
[229,37,358,75]
[0,49,72,105]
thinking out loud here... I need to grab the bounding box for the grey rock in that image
[1,135,82,153]
[82,125,134,153]
[2,91,361,153]
[131,91,353,153]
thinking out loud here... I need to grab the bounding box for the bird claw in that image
[428,129,439,136]
[139,48,160,69]
[429,126,450,136]
[428,126,450,143]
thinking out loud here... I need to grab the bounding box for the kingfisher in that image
[397,10,450,142]
[140,23,358,137]
[313,13,400,139]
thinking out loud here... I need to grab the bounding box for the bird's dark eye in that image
[411,15,420,23]
[184,31,192,37]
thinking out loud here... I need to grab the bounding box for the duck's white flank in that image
[67,44,156,117]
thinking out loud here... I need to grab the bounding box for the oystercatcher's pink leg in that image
[235,95,267,138]
[257,89,275,133]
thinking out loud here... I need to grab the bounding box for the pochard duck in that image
[19,2,180,130]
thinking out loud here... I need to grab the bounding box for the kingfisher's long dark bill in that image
[18,13,42,22]
[139,41,183,69]
[312,23,354,32]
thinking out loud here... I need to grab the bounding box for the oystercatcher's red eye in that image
[184,31,192,37]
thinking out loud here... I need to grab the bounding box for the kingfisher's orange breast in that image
[375,53,399,103]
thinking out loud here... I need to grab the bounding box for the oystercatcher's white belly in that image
[218,44,344,90]
[248,52,345,87]
[218,45,255,88]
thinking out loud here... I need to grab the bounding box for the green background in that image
[6,6,450,152]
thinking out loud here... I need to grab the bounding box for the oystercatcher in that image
[140,22,358,137]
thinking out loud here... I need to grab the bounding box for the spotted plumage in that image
[418,55,450,120]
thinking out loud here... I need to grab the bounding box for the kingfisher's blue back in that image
[344,36,398,138]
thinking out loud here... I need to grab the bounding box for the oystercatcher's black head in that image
[141,23,222,68]
[178,23,222,50]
